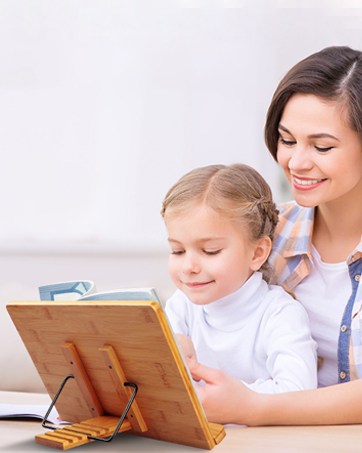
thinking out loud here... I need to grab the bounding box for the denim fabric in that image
[338,259,361,382]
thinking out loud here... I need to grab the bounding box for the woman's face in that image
[277,93,362,209]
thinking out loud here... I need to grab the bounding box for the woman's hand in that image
[187,358,260,425]
[188,360,362,426]
[176,334,197,361]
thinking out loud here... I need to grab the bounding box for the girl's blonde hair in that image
[161,163,279,282]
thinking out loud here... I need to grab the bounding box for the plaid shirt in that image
[269,201,362,382]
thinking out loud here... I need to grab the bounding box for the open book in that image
[38,280,162,305]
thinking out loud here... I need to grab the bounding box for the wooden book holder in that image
[7,299,225,450]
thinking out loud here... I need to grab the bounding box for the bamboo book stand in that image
[7,299,225,450]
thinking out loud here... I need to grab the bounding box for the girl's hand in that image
[187,358,260,425]
[176,334,197,361]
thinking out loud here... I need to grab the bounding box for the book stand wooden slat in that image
[7,299,225,450]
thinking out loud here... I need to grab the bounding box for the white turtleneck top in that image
[165,272,317,394]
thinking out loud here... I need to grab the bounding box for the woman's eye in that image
[315,146,333,153]
[204,250,222,256]
[279,137,296,146]
[171,250,185,255]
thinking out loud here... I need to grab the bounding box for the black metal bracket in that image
[42,374,74,430]
[88,383,138,442]
[41,375,138,443]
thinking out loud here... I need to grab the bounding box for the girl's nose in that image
[288,145,313,173]
[181,253,201,275]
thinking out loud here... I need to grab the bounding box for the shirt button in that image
[341,325,347,333]
[340,371,347,380]
[355,274,361,282]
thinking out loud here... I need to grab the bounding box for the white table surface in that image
[1,391,362,453]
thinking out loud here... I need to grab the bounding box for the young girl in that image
[161,163,317,394]
[185,46,362,426]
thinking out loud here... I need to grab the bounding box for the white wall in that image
[2,1,362,250]
[1,0,362,391]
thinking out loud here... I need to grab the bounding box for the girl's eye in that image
[204,249,222,256]
[315,146,333,153]
[171,250,185,255]
[279,137,296,146]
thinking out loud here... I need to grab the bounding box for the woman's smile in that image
[292,175,327,191]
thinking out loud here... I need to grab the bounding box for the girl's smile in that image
[184,281,215,288]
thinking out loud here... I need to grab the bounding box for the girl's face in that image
[277,93,362,209]
[166,204,269,306]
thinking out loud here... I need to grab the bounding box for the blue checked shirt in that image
[269,201,362,382]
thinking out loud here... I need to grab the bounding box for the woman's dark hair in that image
[265,46,362,160]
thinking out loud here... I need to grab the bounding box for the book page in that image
[0,403,69,424]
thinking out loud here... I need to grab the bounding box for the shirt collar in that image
[202,272,268,332]
[282,205,314,261]
[280,204,362,266]
[348,242,362,266]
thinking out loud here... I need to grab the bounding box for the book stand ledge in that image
[36,342,148,450]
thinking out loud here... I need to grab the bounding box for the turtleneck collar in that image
[202,272,268,332]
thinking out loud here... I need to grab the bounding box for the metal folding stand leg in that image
[41,375,138,444]
[35,342,147,451]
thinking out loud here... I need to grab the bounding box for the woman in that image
[187,45,362,425]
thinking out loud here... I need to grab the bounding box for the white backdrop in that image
[2,0,362,392]
[1,0,361,253]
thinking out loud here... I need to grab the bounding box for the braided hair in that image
[161,163,279,282]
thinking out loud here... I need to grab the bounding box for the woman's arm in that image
[188,359,362,425]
